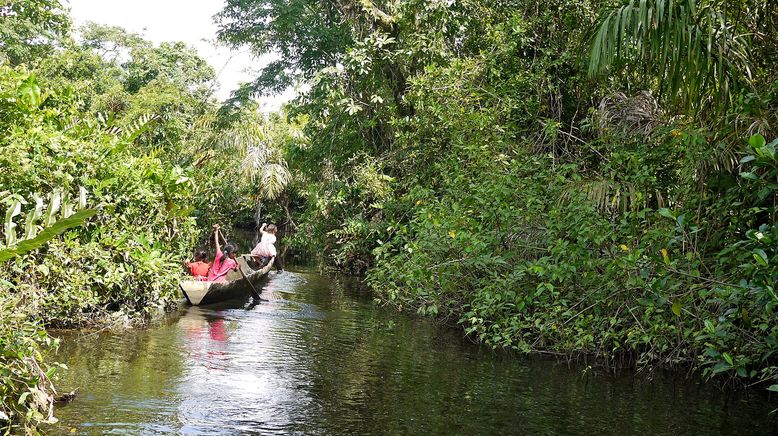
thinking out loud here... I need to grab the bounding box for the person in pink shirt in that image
[207,224,239,282]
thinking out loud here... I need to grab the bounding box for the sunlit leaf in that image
[749,134,766,149]
[17,74,42,108]
[660,248,670,264]
[4,200,22,247]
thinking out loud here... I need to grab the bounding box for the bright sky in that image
[65,0,295,111]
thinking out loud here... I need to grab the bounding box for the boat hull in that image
[180,255,274,306]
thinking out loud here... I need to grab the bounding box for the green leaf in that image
[18,391,30,405]
[79,187,88,209]
[768,384,778,393]
[44,190,62,226]
[749,134,766,149]
[739,172,759,181]
[17,74,42,108]
[752,249,769,267]
[722,352,734,366]
[711,362,732,375]
[23,195,44,240]
[739,155,755,164]
[4,200,22,246]
[658,208,675,219]
[671,300,681,317]
[0,209,97,263]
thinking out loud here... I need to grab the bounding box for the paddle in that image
[238,262,263,300]
[217,229,262,301]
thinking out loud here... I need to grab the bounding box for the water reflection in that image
[51,268,777,435]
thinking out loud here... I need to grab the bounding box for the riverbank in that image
[241,0,778,396]
[0,12,258,430]
[3,0,778,432]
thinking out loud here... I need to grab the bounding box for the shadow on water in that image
[50,267,777,435]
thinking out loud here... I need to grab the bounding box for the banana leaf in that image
[0,209,97,264]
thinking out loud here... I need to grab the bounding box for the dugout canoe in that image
[180,255,274,306]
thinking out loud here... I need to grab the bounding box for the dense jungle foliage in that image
[0,1,294,431]
[216,0,778,399]
[2,0,777,432]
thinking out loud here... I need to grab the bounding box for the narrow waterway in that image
[52,268,776,435]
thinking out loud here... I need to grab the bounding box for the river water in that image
[51,267,776,435]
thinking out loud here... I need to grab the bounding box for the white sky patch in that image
[65,0,295,111]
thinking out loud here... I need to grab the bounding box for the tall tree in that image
[215,0,352,95]
[0,0,70,65]
[79,23,216,94]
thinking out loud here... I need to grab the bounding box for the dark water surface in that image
[51,268,776,435]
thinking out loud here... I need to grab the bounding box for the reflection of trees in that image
[54,326,185,396]
[51,275,777,434]
[296,304,497,433]
[274,275,769,435]
[277,274,511,433]
[51,322,186,429]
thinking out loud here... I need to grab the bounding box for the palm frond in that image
[224,122,292,201]
[256,163,292,200]
[240,145,274,173]
[561,179,664,213]
[698,140,739,174]
[588,0,751,111]
[215,123,268,150]
[123,113,159,143]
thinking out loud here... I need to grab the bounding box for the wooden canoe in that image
[180,255,274,306]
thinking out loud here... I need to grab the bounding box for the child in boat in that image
[251,223,282,271]
[207,224,239,282]
[186,250,211,281]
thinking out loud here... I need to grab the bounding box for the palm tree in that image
[587,0,752,112]
[217,120,291,224]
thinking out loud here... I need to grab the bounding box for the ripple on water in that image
[50,269,778,435]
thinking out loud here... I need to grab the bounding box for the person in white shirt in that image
[251,223,282,272]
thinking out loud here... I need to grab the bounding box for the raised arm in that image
[213,225,221,253]
[219,231,229,245]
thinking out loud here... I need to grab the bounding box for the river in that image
[51,267,776,435]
